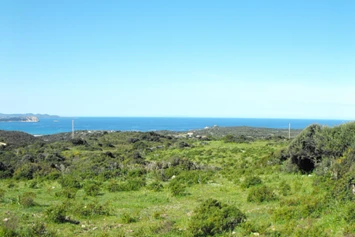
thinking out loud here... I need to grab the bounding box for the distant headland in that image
[0,113,60,123]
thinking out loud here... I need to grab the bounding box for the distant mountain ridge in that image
[0,113,60,118]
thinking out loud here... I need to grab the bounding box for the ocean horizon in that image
[0,117,351,135]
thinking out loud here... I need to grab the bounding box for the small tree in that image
[189,198,246,236]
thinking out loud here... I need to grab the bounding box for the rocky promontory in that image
[0,116,39,122]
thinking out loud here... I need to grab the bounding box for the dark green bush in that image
[247,185,277,203]
[127,168,146,178]
[120,212,137,224]
[28,180,39,189]
[241,175,262,188]
[58,175,82,189]
[147,181,163,192]
[13,164,39,180]
[106,178,145,192]
[75,201,111,217]
[22,221,56,237]
[156,167,182,181]
[279,180,291,196]
[83,181,101,196]
[55,188,77,199]
[46,205,67,223]
[223,134,236,143]
[189,198,246,236]
[0,188,5,201]
[345,202,355,222]
[0,213,19,236]
[172,170,214,187]
[106,180,120,192]
[19,192,36,208]
[124,177,146,191]
[169,181,186,196]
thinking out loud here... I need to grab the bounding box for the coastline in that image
[0,117,348,136]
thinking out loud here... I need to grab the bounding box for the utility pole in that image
[288,123,291,139]
[72,120,75,139]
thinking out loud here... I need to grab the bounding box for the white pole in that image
[288,123,291,139]
[72,120,74,139]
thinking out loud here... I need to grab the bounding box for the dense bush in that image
[189,198,246,236]
[19,192,36,208]
[46,205,67,223]
[24,221,56,237]
[75,201,111,217]
[279,180,291,196]
[106,178,146,192]
[247,185,277,203]
[120,212,138,223]
[13,164,39,180]
[279,122,355,173]
[241,175,262,188]
[55,188,77,199]
[147,181,163,192]
[0,188,5,201]
[83,181,101,196]
[58,175,82,189]
[169,181,186,196]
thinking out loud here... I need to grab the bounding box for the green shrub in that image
[156,167,181,181]
[241,175,262,188]
[279,180,291,196]
[147,181,163,192]
[58,175,82,189]
[13,164,39,180]
[46,171,61,180]
[124,177,146,191]
[127,168,146,178]
[0,213,19,236]
[19,192,36,208]
[75,201,111,217]
[169,181,186,196]
[55,188,77,199]
[345,202,355,222]
[106,180,121,192]
[120,212,137,224]
[22,221,56,237]
[46,205,67,223]
[189,198,246,236]
[174,170,213,186]
[28,180,39,189]
[106,178,145,192]
[223,135,235,143]
[84,181,101,196]
[247,185,277,203]
[0,188,5,201]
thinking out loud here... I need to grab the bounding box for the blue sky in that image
[1,0,354,119]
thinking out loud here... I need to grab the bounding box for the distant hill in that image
[0,113,60,118]
[0,130,39,148]
[158,126,302,139]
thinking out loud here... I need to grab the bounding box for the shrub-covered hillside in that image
[0,126,354,236]
[278,122,355,174]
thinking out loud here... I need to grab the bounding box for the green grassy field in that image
[0,130,354,236]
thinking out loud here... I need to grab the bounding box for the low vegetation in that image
[0,123,354,236]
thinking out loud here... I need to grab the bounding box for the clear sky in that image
[1,0,354,119]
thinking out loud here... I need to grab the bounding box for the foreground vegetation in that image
[0,124,354,236]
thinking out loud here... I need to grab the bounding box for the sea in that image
[0,117,351,135]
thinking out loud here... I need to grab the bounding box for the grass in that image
[0,137,351,236]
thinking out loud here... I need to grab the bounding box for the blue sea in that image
[0,117,351,135]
